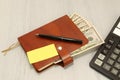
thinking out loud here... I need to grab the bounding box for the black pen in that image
[36,34,82,44]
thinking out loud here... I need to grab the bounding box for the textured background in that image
[0,0,120,80]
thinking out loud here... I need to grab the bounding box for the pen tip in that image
[35,33,39,36]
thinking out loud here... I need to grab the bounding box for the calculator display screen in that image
[113,22,120,36]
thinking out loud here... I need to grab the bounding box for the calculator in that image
[90,16,120,80]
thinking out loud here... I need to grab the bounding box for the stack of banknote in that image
[54,13,104,64]
[69,13,104,57]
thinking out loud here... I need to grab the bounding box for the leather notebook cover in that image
[18,15,88,72]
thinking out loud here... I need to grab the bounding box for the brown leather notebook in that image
[18,15,88,72]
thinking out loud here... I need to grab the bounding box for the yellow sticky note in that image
[27,44,58,64]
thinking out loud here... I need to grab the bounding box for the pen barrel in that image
[37,34,82,44]
[38,34,62,40]
[61,37,82,44]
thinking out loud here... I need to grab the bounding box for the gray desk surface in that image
[0,0,120,80]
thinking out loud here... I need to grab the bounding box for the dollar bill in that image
[70,13,104,57]
[70,13,91,31]
[54,13,104,64]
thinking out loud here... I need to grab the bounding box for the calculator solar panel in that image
[90,16,120,80]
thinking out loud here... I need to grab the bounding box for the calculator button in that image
[118,57,120,63]
[107,58,114,65]
[103,63,111,71]
[113,48,120,54]
[94,59,103,66]
[111,68,118,75]
[110,53,118,60]
[102,49,108,54]
[117,44,120,49]
[114,62,120,69]
[98,53,105,60]
[119,73,120,78]
[108,39,114,44]
[105,44,112,49]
